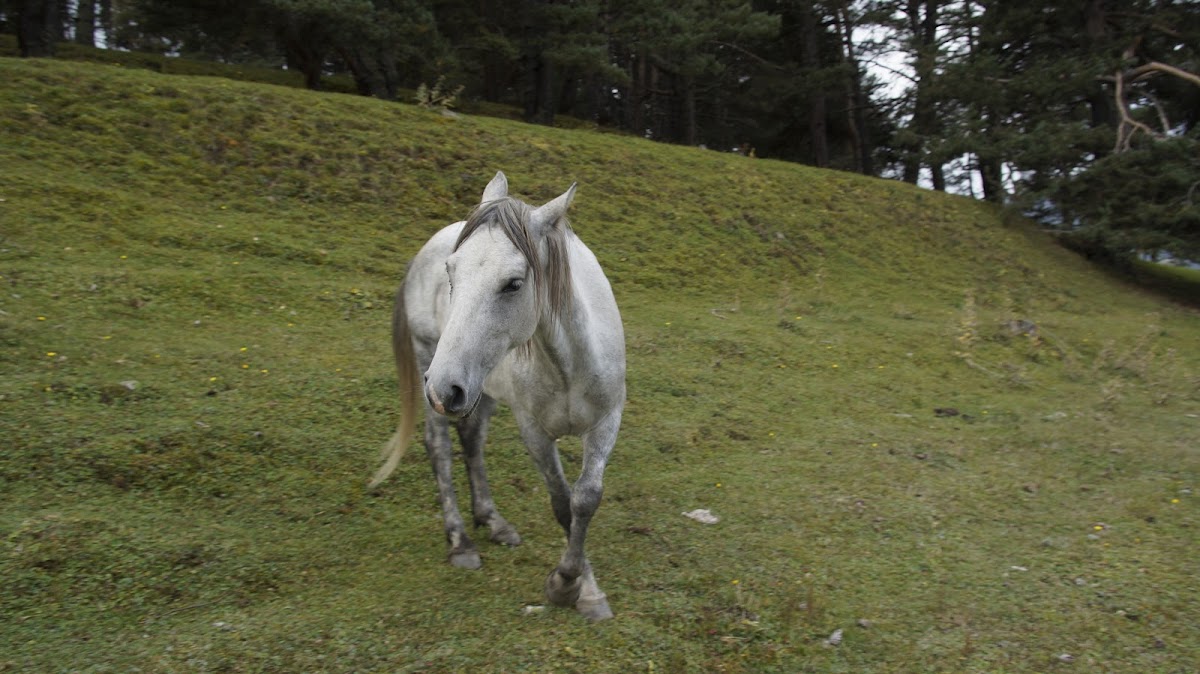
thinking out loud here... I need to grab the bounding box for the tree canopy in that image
[3,0,1198,262]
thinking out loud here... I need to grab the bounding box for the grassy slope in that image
[1,58,1198,673]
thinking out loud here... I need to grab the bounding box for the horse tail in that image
[368,279,419,490]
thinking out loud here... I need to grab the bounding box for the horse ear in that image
[530,182,577,233]
[481,171,508,203]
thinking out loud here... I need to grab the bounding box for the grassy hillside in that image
[2,57,1198,673]
[0,35,600,131]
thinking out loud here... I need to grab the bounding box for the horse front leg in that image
[456,394,521,547]
[425,412,481,569]
[532,412,622,622]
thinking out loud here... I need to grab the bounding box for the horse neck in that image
[535,254,619,381]
[529,284,592,379]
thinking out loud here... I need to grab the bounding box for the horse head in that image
[424,171,575,419]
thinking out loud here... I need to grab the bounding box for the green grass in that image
[2,57,1198,673]
[1130,259,1200,307]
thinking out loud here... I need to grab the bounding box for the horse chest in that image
[484,361,601,437]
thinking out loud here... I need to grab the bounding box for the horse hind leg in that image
[456,395,521,547]
[425,412,481,569]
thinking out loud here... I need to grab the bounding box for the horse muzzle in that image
[425,376,475,419]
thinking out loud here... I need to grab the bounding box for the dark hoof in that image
[490,524,522,547]
[449,549,482,570]
[545,570,582,607]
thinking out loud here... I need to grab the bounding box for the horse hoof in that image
[545,570,582,607]
[577,595,614,622]
[449,549,482,570]
[490,524,522,547]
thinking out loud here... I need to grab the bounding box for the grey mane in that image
[454,197,573,322]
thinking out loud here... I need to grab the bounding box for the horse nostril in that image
[446,385,466,413]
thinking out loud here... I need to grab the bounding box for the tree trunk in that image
[801,4,829,167]
[978,153,1003,203]
[930,164,946,191]
[558,69,579,117]
[681,75,698,146]
[1084,0,1115,143]
[339,47,378,98]
[285,41,325,91]
[649,61,661,138]
[74,0,96,47]
[628,50,647,135]
[834,1,873,175]
[97,0,112,46]
[16,0,59,57]
[524,53,556,126]
[904,0,943,187]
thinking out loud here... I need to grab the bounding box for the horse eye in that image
[502,278,524,293]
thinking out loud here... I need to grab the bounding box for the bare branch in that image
[1139,89,1173,134]
[858,56,917,85]
[1113,66,1163,153]
[1126,61,1200,88]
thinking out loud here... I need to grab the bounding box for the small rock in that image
[826,628,843,646]
[1042,411,1068,421]
[212,621,234,631]
[1057,653,1074,663]
[1004,319,1038,337]
[1022,483,1039,494]
[1074,577,1087,586]
[682,509,720,524]
[119,380,138,391]
[856,618,871,629]
[521,605,545,616]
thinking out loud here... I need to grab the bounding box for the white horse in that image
[370,171,626,621]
